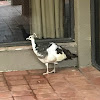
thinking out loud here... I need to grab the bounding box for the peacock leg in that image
[49,62,58,73]
[43,63,49,75]
[43,63,58,75]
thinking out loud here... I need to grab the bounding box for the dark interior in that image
[94,0,100,66]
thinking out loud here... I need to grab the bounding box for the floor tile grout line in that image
[2,72,15,99]
[78,68,98,82]
[77,68,92,82]
[64,77,97,99]
[62,71,87,99]
[12,96,15,100]
[78,68,100,92]
[78,68,99,86]
[0,68,100,99]
[62,68,100,99]
[26,70,30,75]
[2,73,36,99]
[2,72,11,91]
[44,75,62,100]
[23,73,38,100]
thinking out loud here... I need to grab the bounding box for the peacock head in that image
[26,33,37,40]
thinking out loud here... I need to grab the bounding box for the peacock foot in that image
[43,69,56,75]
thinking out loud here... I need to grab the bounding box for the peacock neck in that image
[31,39,36,51]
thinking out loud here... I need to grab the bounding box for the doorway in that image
[91,0,100,69]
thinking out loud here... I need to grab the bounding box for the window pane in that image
[0,0,73,44]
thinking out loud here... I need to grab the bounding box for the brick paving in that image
[0,66,99,100]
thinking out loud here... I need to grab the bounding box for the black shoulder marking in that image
[35,43,38,48]
[56,48,63,54]
[48,43,52,48]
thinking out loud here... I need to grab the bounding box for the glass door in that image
[91,0,100,69]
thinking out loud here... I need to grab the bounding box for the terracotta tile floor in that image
[0,66,100,100]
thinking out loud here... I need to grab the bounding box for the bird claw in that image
[43,69,55,75]
[43,72,49,75]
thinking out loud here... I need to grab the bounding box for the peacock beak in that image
[26,37,30,40]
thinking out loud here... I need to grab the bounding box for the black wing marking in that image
[56,47,63,54]
[60,46,78,60]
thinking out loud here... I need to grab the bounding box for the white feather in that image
[47,42,67,62]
